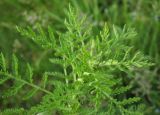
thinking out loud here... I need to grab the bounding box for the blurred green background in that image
[0,0,160,114]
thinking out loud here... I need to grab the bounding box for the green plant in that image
[0,6,150,115]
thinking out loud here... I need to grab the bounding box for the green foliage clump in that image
[0,6,150,115]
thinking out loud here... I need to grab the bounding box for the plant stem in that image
[2,72,54,96]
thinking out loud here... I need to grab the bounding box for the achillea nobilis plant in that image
[0,6,151,115]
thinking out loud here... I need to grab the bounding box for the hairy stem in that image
[1,72,54,96]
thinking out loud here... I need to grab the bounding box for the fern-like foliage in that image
[0,6,151,115]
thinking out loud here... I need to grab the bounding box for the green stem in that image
[2,72,54,96]
[63,57,68,85]
[71,64,76,82]
[64,67,68,85]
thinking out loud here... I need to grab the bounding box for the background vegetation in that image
[0,0,160,114]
